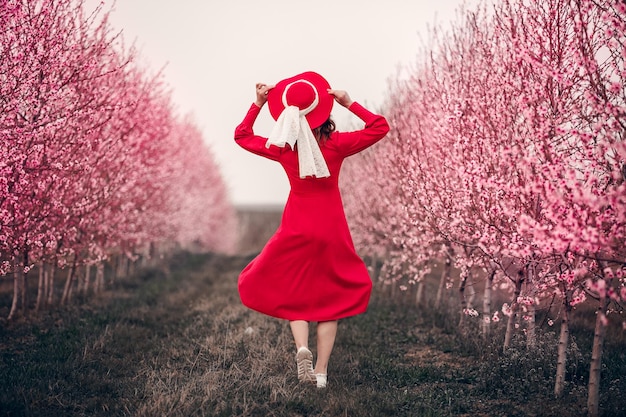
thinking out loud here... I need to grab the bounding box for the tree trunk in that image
[95,262,105,293]
[555,292,571,398]
[8,257,20,320]
[370,254,378,284]
[109,256,116,284]
[587,295,610,417]
[526,302,536,349]
[467,274,476,309]
[36,261,45,312]
[61,267,71,305]
[43,263,50,307]
[21,250,29,316]
[116,255,126,280]
[143,242,155,268]
[482,269,495,338]
[150,242,156,266]
[458,270,469,329]
[83,264,91,294]
[61,258,77,305]
[525,264,536,349]
[435,248,452,309]
[47,261,56,306]
[503,269,525,351]
[415,280,424,306]
[122,256,129,278]
[128,259,136,277]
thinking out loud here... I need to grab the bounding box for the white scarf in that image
[265,80,330,178]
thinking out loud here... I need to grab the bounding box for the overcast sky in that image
[91,0,467,206]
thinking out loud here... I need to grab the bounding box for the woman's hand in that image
[328,89,353,108]
[255,83,274,107]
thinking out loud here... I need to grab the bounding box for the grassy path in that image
[1,252,623,416]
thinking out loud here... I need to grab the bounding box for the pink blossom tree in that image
[1,0,236,318]
[342,0,625,413]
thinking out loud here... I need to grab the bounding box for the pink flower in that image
[518,296,535,306]
[608,82,622,94]
[501,303,512,317]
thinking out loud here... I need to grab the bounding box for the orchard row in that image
[341,1,625,416]
[1,1,236,318]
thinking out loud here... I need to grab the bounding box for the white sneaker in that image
[315,373,327,389]
[295,347,315,383]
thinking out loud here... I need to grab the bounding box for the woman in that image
[235,71,389,388]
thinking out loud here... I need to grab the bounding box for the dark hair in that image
[313,117,336,142]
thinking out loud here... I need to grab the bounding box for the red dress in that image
[235,102,389,321]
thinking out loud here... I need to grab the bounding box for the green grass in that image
[1,252,624,416]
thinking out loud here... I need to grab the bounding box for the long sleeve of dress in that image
[234,103,282,161]
[332,102,390,157]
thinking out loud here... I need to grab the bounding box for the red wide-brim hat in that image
[267,71,334,129]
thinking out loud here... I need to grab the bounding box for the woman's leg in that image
[314,320,338,375]
[289,320,309,349]
[290,320,315,382]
